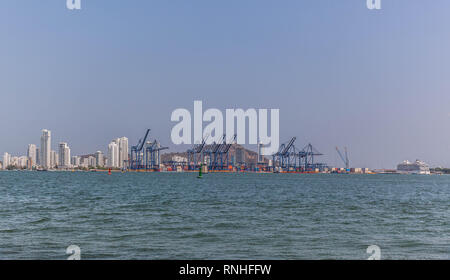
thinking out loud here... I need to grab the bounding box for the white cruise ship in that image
[397,160,430,175]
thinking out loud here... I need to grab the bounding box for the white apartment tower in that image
[18,156,28,168]
[118,137,129,168]
[71,156,81,167]
[95,151,104,167]
[40,129,51,169]
[50,150,58,168]
[27,144,37,167]
[58,142,71,168]
[88,156,96,167]
[108,141,119,168]
[2,152,11,169]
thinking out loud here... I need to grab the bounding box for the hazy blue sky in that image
[1,0,450,168]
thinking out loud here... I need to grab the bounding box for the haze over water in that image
[0,172,449,259]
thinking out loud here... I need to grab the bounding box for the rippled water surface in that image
[0,171,449,259]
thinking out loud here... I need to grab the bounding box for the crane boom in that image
[222,134,237,154]
[336,146,349,169]
[213,135,226,153]
[153,147,169,152]
[136,129,150,151]
[195,134,209,153]
[281,137,296,155]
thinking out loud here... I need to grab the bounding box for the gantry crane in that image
[145,140,169,170]
[218,134,236,170]
[299,143,326,171]
[130,129,150,170]
[187,134,208,170]
[272,137,297,170]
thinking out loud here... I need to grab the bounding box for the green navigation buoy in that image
[197,163,203,178]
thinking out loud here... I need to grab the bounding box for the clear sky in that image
[1,0,450,169]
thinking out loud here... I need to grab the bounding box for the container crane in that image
[280,137,297,170]
[215,134,236,170]
[145,140,169,170]
[272,137,297,171]
[208,134,226,170]
[299,143,326,171]
[187,134,208,170]
[130,129,150,170]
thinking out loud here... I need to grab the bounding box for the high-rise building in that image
[40,129,51,169]
[27,144,37,167]
[80,158,89,168]
[88,156,96,167]
[108,141,119,168]
[95,151,104,167]
[58,142,71,168]
[71,156,81,167]
[65,147,71,167]
[2,152,11,169]
[36,147,40,166]
[10,156,18,167]
[50,150,59,168]
[18,156,28,168]
[118,137,128,168]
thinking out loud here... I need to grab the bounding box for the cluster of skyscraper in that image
[1,129,129,170]
[107,137,129,168]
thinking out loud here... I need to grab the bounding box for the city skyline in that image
[1,128,128,170]
[0,126,440,172]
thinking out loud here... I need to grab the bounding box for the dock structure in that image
[187,134,236,172]
[298,143,327,172]
[130,130,328,173]
[272,138,328,172]
[205,134,225,171]
[272,137,297,171]
[130,129,150,170]
[216,134,236,171]
[145,140,168,170]
[187,135,208,171]
[129,129,169,171]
